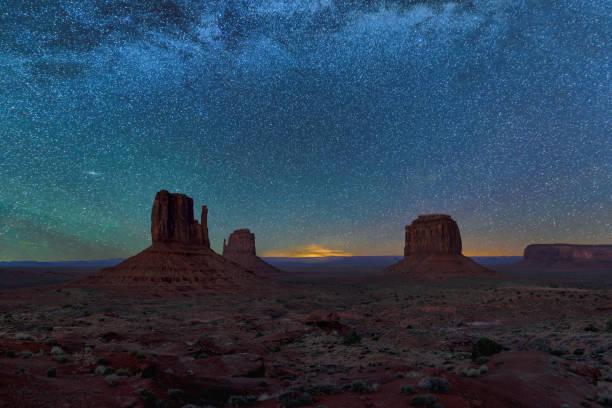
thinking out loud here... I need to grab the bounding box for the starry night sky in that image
[0,0,611,261]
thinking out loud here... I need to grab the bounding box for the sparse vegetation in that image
[472,338,502,360]
[115,368,132,376]
[417,377,450,394]
[409,394,437,407]
[105,374,119,387]
[342,331,361,345]
[400,384,415,395]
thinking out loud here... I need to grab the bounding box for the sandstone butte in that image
[382,214,493,276]
[518,243,612,269]
[81,190,269,291]
[222,229,284,276]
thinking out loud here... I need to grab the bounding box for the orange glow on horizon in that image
[262,245,520,258]
[262,244,354,258]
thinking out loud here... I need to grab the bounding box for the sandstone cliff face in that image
[223,229,284,276]
[151,190,210,247]
[521,244,612,269]
[81,191,276,291]
[223,229,256,256]
[383,214,491,277]
[404,214,461,256]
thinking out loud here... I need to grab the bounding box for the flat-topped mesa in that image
[405,214,462,256]
[383,214,492,277]
[223,229,256,256]
[520,244,612,269]
[223,229,284,276]
[151,190,210,247]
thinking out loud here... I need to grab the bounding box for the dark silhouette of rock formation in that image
[223,229,284,276]
[81,191,269,291]
[151,190,210,247]
[517,244,612,269]
[383,214,492,277]
[404,214,462,256]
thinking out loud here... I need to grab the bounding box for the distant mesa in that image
[80,190,270,291]
[517,244,612,270]
[223,229,284,276]
[383,214,493,277]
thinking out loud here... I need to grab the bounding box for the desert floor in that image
[1,264,611,408]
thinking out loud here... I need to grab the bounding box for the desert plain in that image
[1,260,611,408]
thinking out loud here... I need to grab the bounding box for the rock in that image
[223,229,284,276]
[302,310,341,330]
[77,191,276,293]
[382,214,492,277]
[224,229,256,255]
[151,190,210,247]
[518,244,612,269]
[404,214,461,256]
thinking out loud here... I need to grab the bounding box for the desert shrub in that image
[584,323,600,332]
[44,339,58,346]
[95,357,109,365]
[305,384,341,395]
[141,364,157,379]
[417,377,450,394]
[105,374,119,387]
[606,320,612,332]
[49,346,64,355]
[598,393,612,407]
[409,394,437,407]
[549,348,567,357]
[472,338,502,360]
[228,395,257,406]
[115,368,132,376]
[166,389,184,399]
[342,331,361,346]
[46,367,57,377]
[21,350,33,359]
[15,333,33,340]
[95,365,111,375]
[54,356,69,363]
[348,380,370,393]
[5,350,16,358]
[479,365,489,375]
[277,390,314,407]
[467,369,480,377]
[400,384,415,395]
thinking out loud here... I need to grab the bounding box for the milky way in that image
[0,0,610,260]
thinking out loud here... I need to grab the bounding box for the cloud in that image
[263,244,353,257]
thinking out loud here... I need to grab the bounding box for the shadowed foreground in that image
[1,266,611,408]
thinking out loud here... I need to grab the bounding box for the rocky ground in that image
[1,268,611,408]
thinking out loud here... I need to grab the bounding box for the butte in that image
[222,229,284,276]
[80,190,270,292]
[382,214,493,277]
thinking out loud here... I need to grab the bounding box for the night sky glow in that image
[0,0,611,261]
